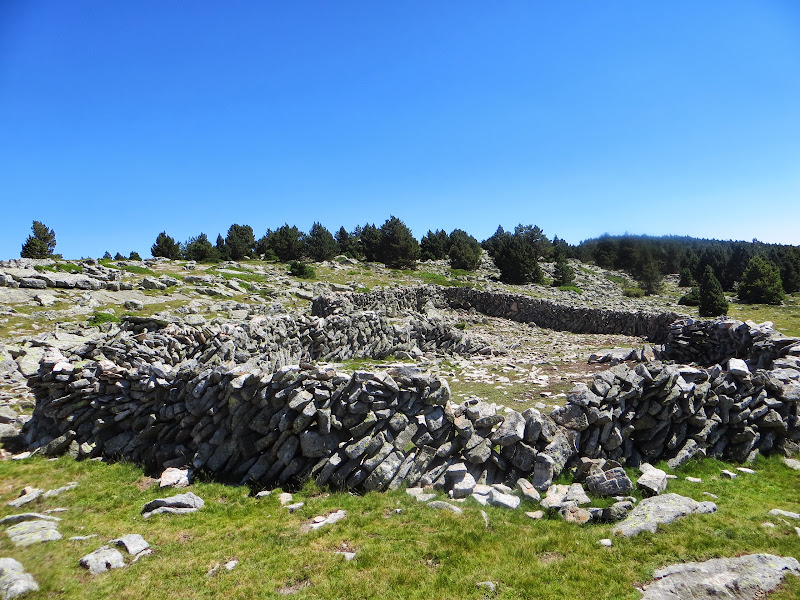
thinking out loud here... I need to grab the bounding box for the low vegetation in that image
[0,454,798,600]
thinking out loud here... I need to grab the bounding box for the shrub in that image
[558,285,583,294]
[87,311,120,326]
[21,220,56,258]
[698,265,728,316]
[678,287,701,306]
[738,255,785,305]
[288,260,315,279]
[129,251,142,261]
[623,287,644,298]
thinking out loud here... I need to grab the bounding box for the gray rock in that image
[516,478,540,503]
[637,468,668,496]
[488,488,520,510]
[768,508,800,520]
[159,468,190,488]
[490,410,525,446]
[5,520,62,547]
[308,510,347,530]
[586,467,633,496]
[612,493,716,537]
[0,513,60,526]
[640,554,800,600]
[109,534,150,556]
[0,557,39,599]
[141,492,204,518]
[427,501,463,515]
[80,545,126,575]
[667,439,703,469]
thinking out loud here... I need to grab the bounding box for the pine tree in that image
[151,232,181,259]
[224,224,256,260]
[698,265,728,316]
[379,216,420,269]
[738,256,785,305]
[448,229,482,271]
[305,222,338,262]
[20,220,56,258]
[552,252,575,287]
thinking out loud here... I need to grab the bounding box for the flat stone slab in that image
[142,492,204,519]
[308,510,347,531]
[0,557,39,598]
[611,493,716,537]
[427,501,463,515]
[159,467,190,488]
[0,513,60,526]
[109,534,150,556]
[640,554,799,600]
[5,519,62,547]
[80,545,126,575]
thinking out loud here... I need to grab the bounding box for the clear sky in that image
[2,1,799,259]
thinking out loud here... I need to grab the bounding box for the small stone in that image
[769,508,800,520]
[309,510,347,530]
[721,469,738,479]
[637,468,668,497]
[278,492,293,506]
[427,501,463,515]
[480,510,490,529]
[80,545,126,575]
[516,478,540,503]
[702,492,718,499]
[159,468,190,488]
[736,467,755,474]
[109,534,150,556]
[488,488,520,510]
[598,538,613,547]
[256,490,272,498]
[141,492,204,518]
[6,487,43,508]
[685,477,702,483]
[225,560,238,570]
[762,522,776,528]
[783,458,800,471]
[335,551,357,561]
[476,581,496,592]
[525,510,545,520]
[286,502,305,513]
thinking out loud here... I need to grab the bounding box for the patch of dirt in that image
[278,579,311,595]
[538,551,564,565]
[136,476,159,490]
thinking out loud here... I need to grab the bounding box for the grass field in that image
[1,454,799,599]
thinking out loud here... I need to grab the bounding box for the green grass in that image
[557,285,583,294]
[0,454,798,599]
[395,270,474,288]
[120,264,156,276]
[87,311,120,326]
[206,268,268,283]
[34,263,84,274]
[728,293,800,337]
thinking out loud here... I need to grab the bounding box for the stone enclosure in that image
[19,286,800,499]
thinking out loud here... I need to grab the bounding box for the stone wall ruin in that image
[20,288,800,498]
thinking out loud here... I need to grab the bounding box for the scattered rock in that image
[598,538,613,547]
[639,554,799,600]
[768,508,800,520]
[141,492,204,518]
[6,488,43,508]
[0,557,39,599]
[721,469,738,479]
[427,501,463,515]
[637,468,668,497]
[612,493,716,537]
[5,519,62,547]
[80,545,125,575]
[159,468,190,488]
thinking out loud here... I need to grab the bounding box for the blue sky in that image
[2,1,799,259]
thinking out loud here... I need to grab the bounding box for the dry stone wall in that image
[312,286,680,343]
[21,304,800,496]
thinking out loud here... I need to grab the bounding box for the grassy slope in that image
[1,455,799,599]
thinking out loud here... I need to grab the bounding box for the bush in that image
[558,285,583,294]
[678,287,701,306]
[129,251,142,261]
[738,255,785,305]
[623,287,644,298]
[698,265,728,316]
[288,261,315,279]
[87,312,120,326]
[21,220,56,258]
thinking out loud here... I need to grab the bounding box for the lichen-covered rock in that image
[0,557,39,599]
[611,493,716,537]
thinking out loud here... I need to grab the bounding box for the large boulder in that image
[612,493,716,537]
